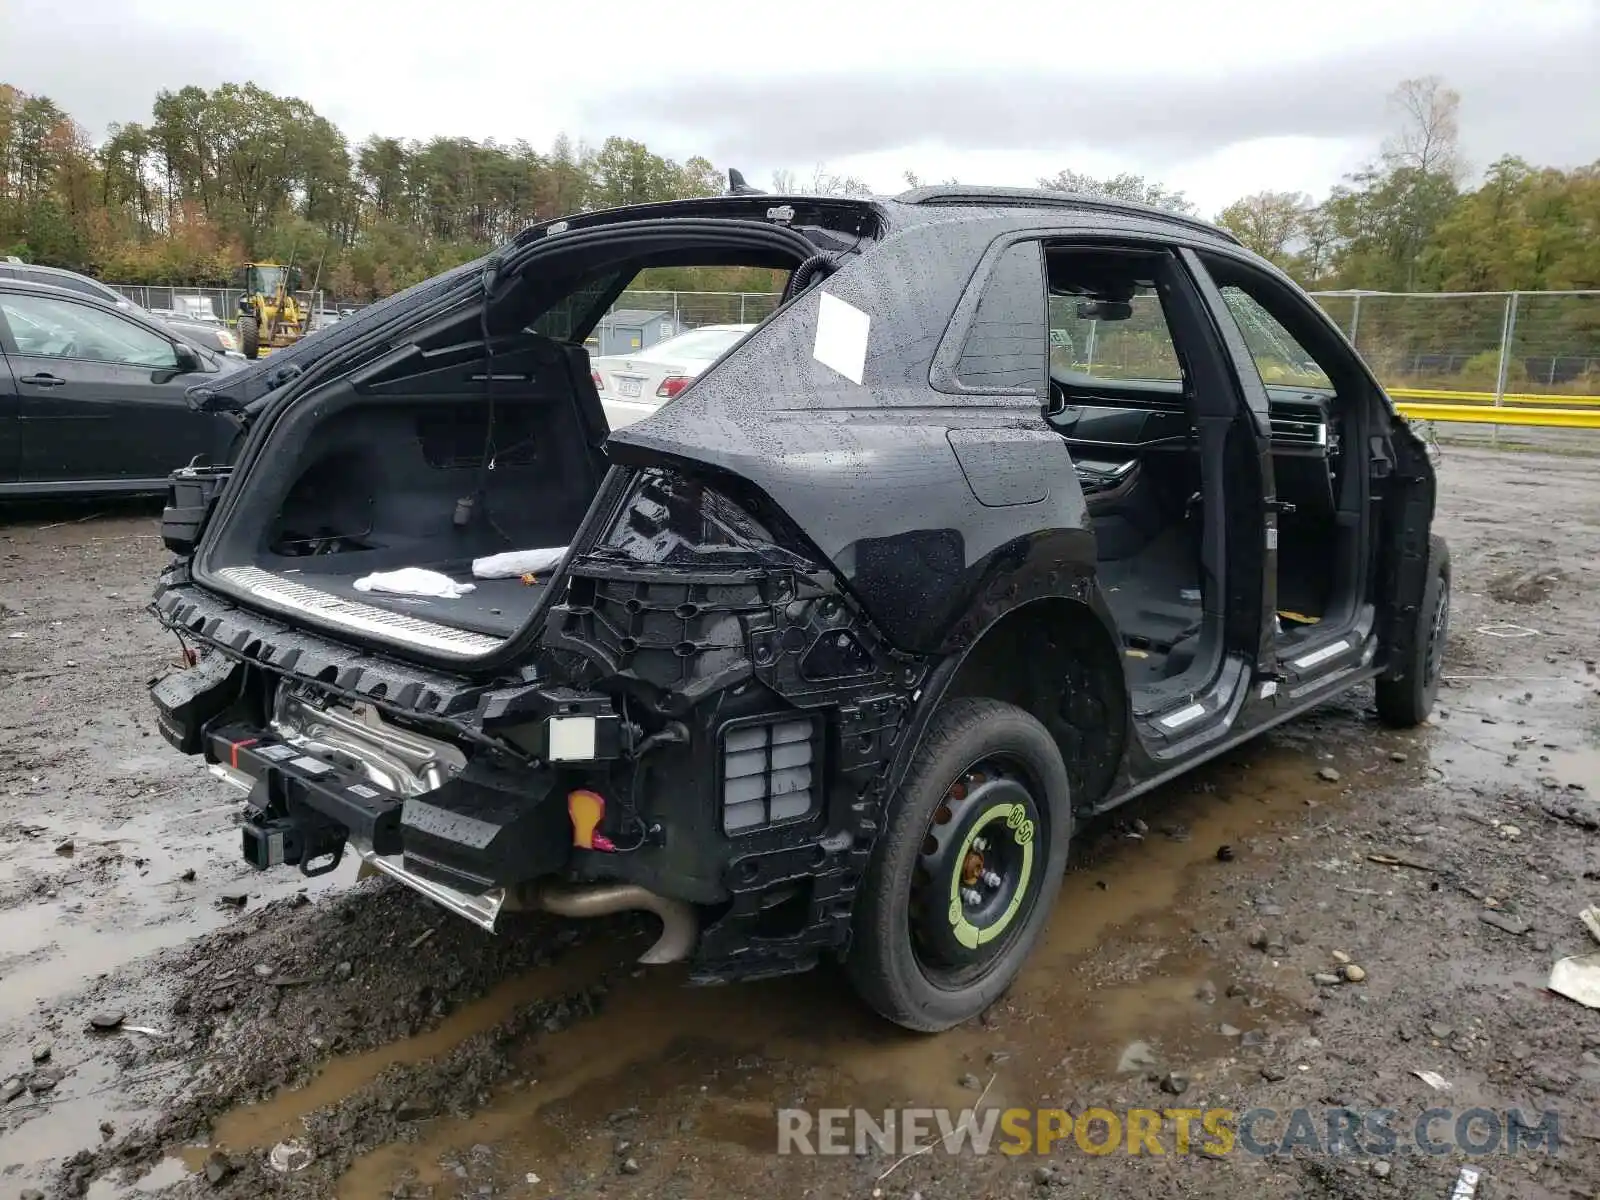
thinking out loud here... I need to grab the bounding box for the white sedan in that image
[591,323,756,429]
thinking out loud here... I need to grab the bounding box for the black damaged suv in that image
[148,185,1448,1031]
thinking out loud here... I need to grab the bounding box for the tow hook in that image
[241,814,346,877]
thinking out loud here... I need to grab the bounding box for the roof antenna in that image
[727,168,765,196]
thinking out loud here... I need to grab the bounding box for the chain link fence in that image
[93,281,1600,406]
[605,289,784,329]
[608,288,1600,404]
[106,284,329,326]
[1310,290,1600,401]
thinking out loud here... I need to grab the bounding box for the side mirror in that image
[173,343,202,373]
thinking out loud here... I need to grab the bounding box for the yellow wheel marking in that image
[948,801,1036,949]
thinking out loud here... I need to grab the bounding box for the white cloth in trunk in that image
[472,547,568,579]
[353,568,475,599]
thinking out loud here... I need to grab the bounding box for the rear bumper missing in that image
[203,724,697,960]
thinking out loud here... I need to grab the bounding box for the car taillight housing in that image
[656,376,692,399]
[591,368,604,391]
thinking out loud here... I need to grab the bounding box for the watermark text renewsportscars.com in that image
[776,1105,1561,1158]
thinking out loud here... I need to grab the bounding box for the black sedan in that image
[0,279,245,497]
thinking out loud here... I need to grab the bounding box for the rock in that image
[1317,767,1341,783]
[1195,980,1217,1004]
[1159,1072,1189,1095]
[1117,1041,1157,1072]
[1,1077,25,1104]
[1255,903,1284,917]
[204,1150,236,1185]
[620,1157,641,1175]
[1260,1065,1288,1082]
[1428,1023,1454,1040]
[1340,964,1367,983]
[54,838,74,855]
[396,1098,435,1122]
[1331,950,1351,964]
[1240,1029,1269,1049]
[178,867,197,882]
[1488,566,1562,604]
[334,961,353,979]
[1371,1159,1392,1179]
[1034,1165,1059,1186]
[1220,1024,1242,1037]
[1479,910,1530,936]
[1225,983,1249,998]
[1388,752,1409,763]
[269,1139,315,1172]
[1312,972,1341,986]
[1215,844,1235,862]
[31,1045,51,1063]
[26,1068,63,1092]
[219,892,248,908]
[88,1011,125,1031]
[959,1073,981,1090]
[21,1190,46,1200]
[1247,928,1269,950]
[1498,824,1522,839]
[100,1120,115,1139]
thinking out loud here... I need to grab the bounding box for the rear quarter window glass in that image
[955,241,1047,396]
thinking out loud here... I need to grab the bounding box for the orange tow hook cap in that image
[567,789,616,852]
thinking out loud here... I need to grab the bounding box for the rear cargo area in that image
[197,334,609,650]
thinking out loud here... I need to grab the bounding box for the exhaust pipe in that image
[534,882,698,965]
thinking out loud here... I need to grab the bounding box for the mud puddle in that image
[0,804,351,1025]
[185,729,1380,1197]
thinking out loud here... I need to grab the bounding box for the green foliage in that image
[3,72,1599,313]
[1037,168,1196,215]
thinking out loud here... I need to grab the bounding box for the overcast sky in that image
[2,0,1597,214]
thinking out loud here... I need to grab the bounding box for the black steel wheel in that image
[846,698,1071,1032]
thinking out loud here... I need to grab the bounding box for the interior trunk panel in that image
[197,336,608,653]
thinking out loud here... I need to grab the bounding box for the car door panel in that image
[0,350,19,485]
[0,291,222,484]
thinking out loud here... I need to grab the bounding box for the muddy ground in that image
[2,446,1598,1200]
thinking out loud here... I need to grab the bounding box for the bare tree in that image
[808,163,873,198]
[1384,75,1463,182]
[768,164,873,196]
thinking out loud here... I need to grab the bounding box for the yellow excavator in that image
[232,261,308,359]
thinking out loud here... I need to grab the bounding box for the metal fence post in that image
[1349,293,1362,347]
[739,294,746,323]
[1492,292,1520,445]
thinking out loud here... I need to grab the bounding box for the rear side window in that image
[955,241,1047,396]
[21,268,121,305]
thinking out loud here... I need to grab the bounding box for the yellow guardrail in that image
[1387,386,1600,407]
[1395,401,1600,428]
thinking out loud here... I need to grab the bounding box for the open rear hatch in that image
[193,330,609,661]
[179,206,870,668]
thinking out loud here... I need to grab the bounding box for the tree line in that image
[1,76,1596,304]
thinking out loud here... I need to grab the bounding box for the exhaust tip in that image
[535,882,698,965]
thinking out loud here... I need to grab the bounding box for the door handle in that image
[18,373,66,387]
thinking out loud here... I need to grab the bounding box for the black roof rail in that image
[893,185,1242,246]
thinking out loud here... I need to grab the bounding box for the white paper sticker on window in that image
[812,292,870,385]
